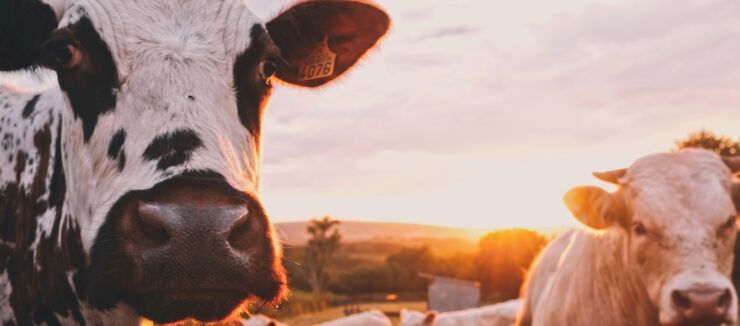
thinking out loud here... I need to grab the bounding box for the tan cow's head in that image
[564,149,740,326]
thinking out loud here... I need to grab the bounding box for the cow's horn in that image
[592,168,627,185]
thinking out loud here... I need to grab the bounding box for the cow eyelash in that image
[261,55,285,82]
[261,60,277,79]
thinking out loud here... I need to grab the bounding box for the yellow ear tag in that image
[297,37,336,81]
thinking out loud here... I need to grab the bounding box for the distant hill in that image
[274,220,490,245]
[275,220,493,256]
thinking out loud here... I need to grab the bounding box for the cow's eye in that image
[51,42,82,69]
[632,222,647,236]
[262,59,277,80]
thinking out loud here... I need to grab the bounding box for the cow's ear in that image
[266,0,390,87]
[0,0,61,71]
[564,186,626,230]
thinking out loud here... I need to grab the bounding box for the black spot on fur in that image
[2,133,14,151]
[117,150,126,171]
[233,24,275,148]
[22,95,40,118]
[0,125,86,325]
[33,214,86,325]
[52,17,119,142]
[48,122,65,208]
[107,129,126,159]
[142,129,203,171]
[0,0,58,70]
[0,119,85,324]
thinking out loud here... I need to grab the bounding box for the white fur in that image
[242,314,288,326]
[401,300,521,326]
[519,149,738,326]
[318,310,392,326]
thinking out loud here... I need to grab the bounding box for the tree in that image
[476,229,547,301]
[675,130,740,156]
[303,216,341,294]
[386,246,436,292]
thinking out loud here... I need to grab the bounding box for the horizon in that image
[2,0,740,230]
[273,218,573,245]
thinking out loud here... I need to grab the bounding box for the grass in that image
[281,301,427,326]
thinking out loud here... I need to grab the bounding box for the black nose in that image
[671,288,732,324]
[85,173,287,323]
[130,201,258,252]
[122,200,266,286]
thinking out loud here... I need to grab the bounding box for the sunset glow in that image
[253,0,740,229]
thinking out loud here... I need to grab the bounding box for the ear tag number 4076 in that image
[297,37,336,81]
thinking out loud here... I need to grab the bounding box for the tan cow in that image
[517,149,740,326]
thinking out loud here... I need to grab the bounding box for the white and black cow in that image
[0,0,389,324]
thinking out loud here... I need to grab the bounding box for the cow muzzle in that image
[84,173,286,323]
[660,274,737,326]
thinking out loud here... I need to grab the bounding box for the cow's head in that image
[564,149,740,326]
[1,0,388,322]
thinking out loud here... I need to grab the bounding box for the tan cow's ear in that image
[564,186,625,230]
[266,0,390,87]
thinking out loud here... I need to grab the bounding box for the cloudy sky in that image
[247,0,740,229]
[4,0,740,230]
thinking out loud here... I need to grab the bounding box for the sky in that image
[3,0,740,230]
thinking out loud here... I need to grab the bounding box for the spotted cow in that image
[0,0,389,324]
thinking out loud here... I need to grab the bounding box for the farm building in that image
[419,273,481,312]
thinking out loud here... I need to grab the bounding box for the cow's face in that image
[564,149,740,326]
[1,0,388,322]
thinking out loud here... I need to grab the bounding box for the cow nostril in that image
[718,289,731,308]
[135,204,170,246]
[672,290,692,310]
[227,213,254,251]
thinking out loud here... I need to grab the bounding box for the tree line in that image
[283,217,548,302]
